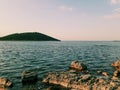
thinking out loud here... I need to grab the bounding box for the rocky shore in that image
[1,60,120,90]
[42,60,120,90]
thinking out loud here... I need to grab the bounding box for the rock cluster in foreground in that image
[42,60,120,90]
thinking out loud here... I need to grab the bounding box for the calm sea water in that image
[0,41,120,90]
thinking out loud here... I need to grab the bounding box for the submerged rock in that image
[69,61,87,71]
[97,71,108,77]
[0,78,13,88]
[21,70,38,84]
[111,60,120,70]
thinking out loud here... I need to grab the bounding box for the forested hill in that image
[0,32,60,41]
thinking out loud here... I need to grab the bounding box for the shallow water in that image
[0,41,120,89]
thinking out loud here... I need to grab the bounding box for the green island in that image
[0,32,60,41]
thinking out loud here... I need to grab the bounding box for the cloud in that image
[59,6,73,12]
[104,13,120,19]
[104,7,120,19]
[111,0,120,4]
[113,8,120,13]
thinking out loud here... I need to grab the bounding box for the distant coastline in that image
[0,32,60,41]
[112,40,120,42]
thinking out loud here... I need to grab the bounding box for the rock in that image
[102,72,108,77]
[113,70,120,77]
[117,87,120,90]
[110,81,115,87]
[43,71,96,90]
[42,60,120,90]
[111,60,120,70]
[21,70,38,84]
[69,61,87,71]
[46,86,68,90]
[92,78,114,90]
[97,71,108,77]
[0,78,13,87]
[111,76,118,80]
[80,74,92,81]
[0,87,8,90]
[43,71,74,88]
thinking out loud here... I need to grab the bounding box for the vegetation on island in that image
[0,32,60,41]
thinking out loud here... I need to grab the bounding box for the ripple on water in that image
[0,41,120,89]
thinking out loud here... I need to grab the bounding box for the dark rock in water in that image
[111,60,120,70]
[0,78,13,88]
[69,61,87,71]
[21,70,38,84]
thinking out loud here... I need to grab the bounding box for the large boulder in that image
[111,60,120,70]
[0,78,13,88]
[21,70,38,84]
[69,61,87,71]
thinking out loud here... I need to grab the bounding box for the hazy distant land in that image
[0,32,60,41]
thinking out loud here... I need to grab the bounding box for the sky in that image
[0,0,120,41]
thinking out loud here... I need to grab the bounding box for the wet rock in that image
[69,61,87,71]
[97,71,108,77]
[68,74,95,90]
[80,74,92,81]
[43,71,96,90]
[110,81,115,87]
[92,83,113,90]
[43,71,75,88]
[113,70,120,78]
[0,78,13,87]
[111,60,120,70]
[92,78,114,90]
[42,60,120,90]
[21,70,38,84]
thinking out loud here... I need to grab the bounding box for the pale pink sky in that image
[0,0,120,40]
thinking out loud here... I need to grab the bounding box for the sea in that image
[0,41,120,90]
